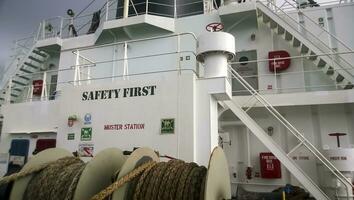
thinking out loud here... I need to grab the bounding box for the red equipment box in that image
[260,152,282,179]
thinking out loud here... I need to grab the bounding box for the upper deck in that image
[1,0,354,108]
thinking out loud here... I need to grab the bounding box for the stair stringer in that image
[256,2,354,89]
[224,100,330,200]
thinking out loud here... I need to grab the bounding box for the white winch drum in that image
[9,148,73,200]
[111,147,159,200]
[205,147,232,200]
[73,148,127,200]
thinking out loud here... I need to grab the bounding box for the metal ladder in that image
[0,40,49,105]
[256,0,354,89]
[223,67,353,199]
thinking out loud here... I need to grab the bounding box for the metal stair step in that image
[344,83,354,89]
[17,75,31,81]
[32,49,49,58]
[284,31,293,41]
[292,37,301,47]
[262,14,271,23]
[269,19,277,29]
[12,80,27,86]
[307,51,318,60]
[298,44,310,54]
[28,55,44,64]
[336,74,345,83]
[314,58,327,68]
[13,88,22,92]
[20,68,34,74]
[326,66,334,75]
[276,25,285,35]
[24,62,39,69]
[10,93,19,98]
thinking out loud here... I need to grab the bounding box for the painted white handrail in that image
[229,66,353,199]
[257,0,354,75]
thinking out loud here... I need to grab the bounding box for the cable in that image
[75,0,98,18]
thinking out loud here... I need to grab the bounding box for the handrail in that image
[72,51,96,65]
[285,0,353,52]
[1,36,37,88]
[63,32,197,52]
[0,68,199,94]
[229,66,353,198]
[257,0,354,75]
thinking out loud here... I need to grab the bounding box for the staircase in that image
[0,46,50,106]
[224,67,353,199]
[256,0,354,89]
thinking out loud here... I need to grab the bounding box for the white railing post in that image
[174,0,177,18]
[5,79,12,104]
[146,0,149,14]
[59,17,64,38]
[41,72,48,101]
[87,65,91,85]
[42,20,46,40]
[123,42,129,80]
[74,50,80,86]
[177,35,181,74]
[106,0,110,21]
[273,58,278,93]
[123,0,129,18]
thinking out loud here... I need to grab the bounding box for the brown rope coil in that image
[0,157,207,200]
[92,159,207,200]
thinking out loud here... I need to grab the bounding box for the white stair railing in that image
[275,0,353,64]
[257,0,354,77]
[72,50,96,85]
[228,66,353,199]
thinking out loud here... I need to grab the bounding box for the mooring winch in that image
[1,147,231,200]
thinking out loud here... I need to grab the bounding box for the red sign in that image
[268,50,291,72]
[260,152,281,179]
[32,80,43,96]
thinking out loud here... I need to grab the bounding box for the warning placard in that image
[81,128,92,141]
[78,143,94,157]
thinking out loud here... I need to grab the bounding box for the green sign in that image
[81,128,92,141]
[161,119,175,134]
[67,133,75,140]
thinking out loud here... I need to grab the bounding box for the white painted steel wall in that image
[56,72,197,162]
[219,103,354,192]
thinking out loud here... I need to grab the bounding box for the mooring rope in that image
[24,157,85,200]
[0,156,207,200]
[0,157,79,186]
[91,159,207,200]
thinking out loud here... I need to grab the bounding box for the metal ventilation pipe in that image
[196,32,235,78]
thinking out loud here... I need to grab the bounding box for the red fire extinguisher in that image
[246,167,252,180]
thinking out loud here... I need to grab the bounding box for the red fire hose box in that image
[260,152,282,179]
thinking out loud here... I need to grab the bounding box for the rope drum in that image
[127,160,206,200]
[0,147,231,200]
[24,157,85,200]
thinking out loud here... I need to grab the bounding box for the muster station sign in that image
[104,123,145,131]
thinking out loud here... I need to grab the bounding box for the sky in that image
[0,0,103,74]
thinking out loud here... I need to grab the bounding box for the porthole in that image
[239,56,249,66]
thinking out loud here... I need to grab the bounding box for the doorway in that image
[33,139,57,155]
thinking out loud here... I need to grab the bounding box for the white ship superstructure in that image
[0,0,354,199]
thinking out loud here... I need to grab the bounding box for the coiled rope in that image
[0,157,85,200]
[91,159,207,200]
[24,157,85,200]
[0,157,207,200]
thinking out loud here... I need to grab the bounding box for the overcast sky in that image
[0,0,103,73]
